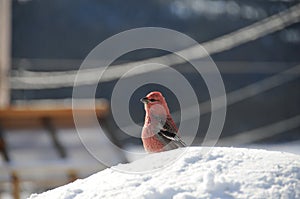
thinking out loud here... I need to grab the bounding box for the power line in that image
[216,114,300,146]
[11,60,300,74]
[171,64,300,120]
[10,3,300,89]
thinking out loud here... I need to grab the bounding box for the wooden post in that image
[42,117,67,159]
[0,0,12,108]
[0,125,10,162]
[11,171,20,199]
[67,169,78,183]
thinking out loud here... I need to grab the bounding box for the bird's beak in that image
[140,97,149,104]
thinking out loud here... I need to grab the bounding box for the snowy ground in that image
[29,147,300,199]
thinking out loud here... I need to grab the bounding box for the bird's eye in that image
[149,99,157,102]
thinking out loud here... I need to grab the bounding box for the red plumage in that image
[140,91,186,153]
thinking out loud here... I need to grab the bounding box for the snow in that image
[28,147,300,199]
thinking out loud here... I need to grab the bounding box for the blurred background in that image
[0,0,300,198]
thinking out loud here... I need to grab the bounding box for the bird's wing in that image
[163,116,178,134]
[152,115,187,150]
[157,130,187,147]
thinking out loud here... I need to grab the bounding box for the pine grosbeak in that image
[140,91,186,153]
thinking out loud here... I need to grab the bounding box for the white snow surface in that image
[29,147,300,199]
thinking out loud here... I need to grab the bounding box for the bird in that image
[140,91,186,153]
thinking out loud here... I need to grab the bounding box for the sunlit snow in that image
[29,147,300,199]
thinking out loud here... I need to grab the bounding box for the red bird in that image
[140,91,186,153]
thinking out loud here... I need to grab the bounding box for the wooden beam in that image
[0,0,11,108]
[0,100,109,129]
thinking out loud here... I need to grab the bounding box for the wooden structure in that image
[0,100,109,129]
[0,100,110,199]
[0,0,11,108]
[0,2,125,198]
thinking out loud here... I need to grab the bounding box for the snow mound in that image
[29,147,300,199]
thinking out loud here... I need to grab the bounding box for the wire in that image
[10,3,300,89]
[216,114,300,146]
[171,64,300,120]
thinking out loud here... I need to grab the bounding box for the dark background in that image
[11,0,300,146]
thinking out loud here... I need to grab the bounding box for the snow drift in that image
[29,147,300,199]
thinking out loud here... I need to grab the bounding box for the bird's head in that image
[140,91,170,115]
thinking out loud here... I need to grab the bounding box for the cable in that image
[10,3,300,89]
[216,114,300,146]
[171,64,300,120]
